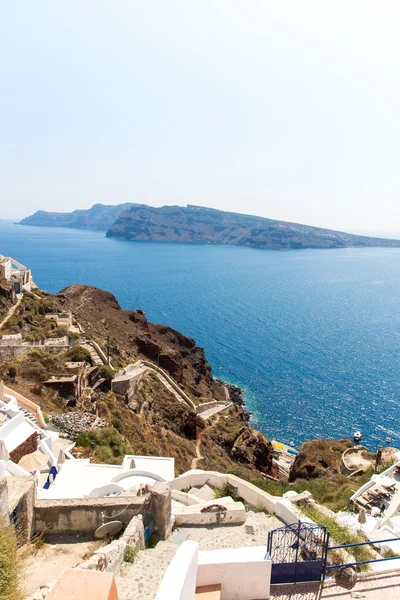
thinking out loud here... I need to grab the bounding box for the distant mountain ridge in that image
[106,203,400,250]
[19,203,138,231]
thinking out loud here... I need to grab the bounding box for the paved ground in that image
[270,571,400,600]
[322,572,400,599]
[116,512,283,600]
[197,401,231,420]
[23,534,105,597]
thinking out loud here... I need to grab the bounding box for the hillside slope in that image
[19,203,138,231]
[107,204,400,250]
[0,284,275,477]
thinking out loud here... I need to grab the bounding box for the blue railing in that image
[326,537,400,571]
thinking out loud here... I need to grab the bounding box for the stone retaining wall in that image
[172,470,277,513]
[34,496,147,535]
[78,515,145,573]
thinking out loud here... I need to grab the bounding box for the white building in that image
[37,454,175,500]
[0,254,34,293]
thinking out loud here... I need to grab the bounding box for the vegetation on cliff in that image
[0,284,275,479]
[0,277,16,320]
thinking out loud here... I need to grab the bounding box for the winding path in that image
[0,296,21,330]
[191,414,220,470]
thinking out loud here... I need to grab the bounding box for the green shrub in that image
[111,416,122,432]
[7,366,17,379]
[98,365,115,382]
[214,481,243,503]
[0,525,22,600]
[34,536,46,550]
[298,502,374,570]
[124,544,139,563]
[65,345,92,364]
[251,474,357,512]
[75,433,94,448]
[67,331,80,341]
[76,427,132,465]
[24,363,47,382]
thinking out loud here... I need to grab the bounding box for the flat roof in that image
[37,454,175,499]
[0,418,37,452]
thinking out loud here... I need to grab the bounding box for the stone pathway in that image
[116,511,284,600]
[196,401,231,420]
[269,571,400,600]
[190,414,221,469]
[0,295,21,329]
[322,571,400,599]
[116,540,178,600]
[81,343,105,365]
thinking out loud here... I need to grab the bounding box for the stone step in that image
[188,484,215,502]
[116,542,178,600]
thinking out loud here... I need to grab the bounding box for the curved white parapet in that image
[110,469,165,484]
[172,470,277,514]
[171,489,201,506]
[85,483,125,498]
[155,540,199,600]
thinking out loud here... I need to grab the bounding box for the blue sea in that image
[1,220,399,448]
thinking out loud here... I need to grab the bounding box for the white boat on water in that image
[354,431,362,443]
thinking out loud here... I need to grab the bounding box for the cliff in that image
[57,284,225,401]
[289,438,354,481]
[18,203,138,231]
[0,285,275,478]
[106,204,400,250]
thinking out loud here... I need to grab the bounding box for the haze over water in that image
[1,220,399,448]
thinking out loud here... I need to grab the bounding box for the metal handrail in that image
[326,536,400,571]
[329,536,400,550]
[326,556,400,569]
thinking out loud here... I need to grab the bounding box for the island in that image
[18,203,137,231]
[106,204,400,250]
[19,202,400,250]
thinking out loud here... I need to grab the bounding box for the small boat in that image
[386,437,391,444]
[354,431,362,443]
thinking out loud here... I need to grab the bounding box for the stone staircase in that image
[116,540,178,600]
[188,484,215,502]
[19,405,39,428]
[82,343,104,366]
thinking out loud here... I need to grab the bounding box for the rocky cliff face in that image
[51,285,275,477]
[0,282,275,478]
[56,284,225,400]
[106,204,400,250]
[232,427,274,474]
[289,438,353,481]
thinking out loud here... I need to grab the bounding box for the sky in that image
[1,1,400,234]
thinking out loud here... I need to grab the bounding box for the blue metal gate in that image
[267,521,329,584]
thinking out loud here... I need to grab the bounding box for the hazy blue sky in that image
[1,2,399,233]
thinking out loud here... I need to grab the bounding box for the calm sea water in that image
[1,220,399,448]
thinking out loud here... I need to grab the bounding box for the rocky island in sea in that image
[19,202,400,250]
